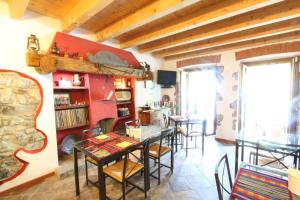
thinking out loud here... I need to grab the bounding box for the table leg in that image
[175,123,178,152]
[235,141,239,176]
[74,147,80,196]
[202,129,205,156]
[98,164,106,200]
[298,150,300,170]
[143,144,150,191]
[241,141,244,162]
[171,133,174,172]
[255,144,259,165]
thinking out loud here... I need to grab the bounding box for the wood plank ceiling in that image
[7,0,300,61]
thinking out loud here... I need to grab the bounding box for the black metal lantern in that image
[27,34,40,53]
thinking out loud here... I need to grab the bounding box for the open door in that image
[181,67,217,135]
[239,57,300,136]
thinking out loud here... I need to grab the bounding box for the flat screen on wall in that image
[157,70,177,86]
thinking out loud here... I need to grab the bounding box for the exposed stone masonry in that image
[0,72,45,184]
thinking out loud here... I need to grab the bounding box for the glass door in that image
[181,68,217,134]
[240,58,299,136]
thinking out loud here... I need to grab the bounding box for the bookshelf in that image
[53,71,91,157]
[113,77,136,132]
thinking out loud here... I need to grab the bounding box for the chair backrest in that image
[82,127,103,139]
[214,153,233,200]
[162,113,169,128]
[158,128,173,156]
[185,119,207,135]
[121,140,149,180]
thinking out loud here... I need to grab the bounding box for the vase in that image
[73,74,81,86]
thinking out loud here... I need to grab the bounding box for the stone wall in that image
[0,71,47,184]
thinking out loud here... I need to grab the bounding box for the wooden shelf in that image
[54,86,88,90]
[55,104,88,111]
[57,123,89,131]
[117,101,132,105]
[26,53,145,78]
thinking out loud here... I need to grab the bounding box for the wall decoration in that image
[87,51,129,67]
[0,70,47,185]
[232,72,239,80]
[229,71,239,131]
[216,114,224,126]
[232,119,237,130]
[232,85,238,92]
[215,65,224,128]
[216,92,223,101]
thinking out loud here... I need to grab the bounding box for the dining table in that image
[73,125,174,200]
[168,115,206,153]
[232,163,300,200]
[235,130,300,175]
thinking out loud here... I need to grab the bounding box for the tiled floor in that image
[1,137,235,200]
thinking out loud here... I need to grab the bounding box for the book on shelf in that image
[55,107,89,130]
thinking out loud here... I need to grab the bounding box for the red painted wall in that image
[51,32,138,145]
[88,74,118,127]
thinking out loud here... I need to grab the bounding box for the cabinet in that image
[138,111,151,125]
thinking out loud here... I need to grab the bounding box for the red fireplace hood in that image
[48,32,140,67]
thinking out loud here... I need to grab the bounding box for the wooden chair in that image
[214,154,233,200]
[178,119,207,157]
[162,113,171,146]
[149,129,174,185]
[103,142,148,200]
[82,127,103,186]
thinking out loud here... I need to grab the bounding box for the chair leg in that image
[171,149,174,173]
[85,159,88,185]
[181,134,183,149]
[186,136,188,157]
[122,181,126,200]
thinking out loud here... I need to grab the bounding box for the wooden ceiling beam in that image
[61,0,116,32]
[8,0,30,19]
[119,0,283,49]
[153,18,300,57]
[164,30,300,61]
[139,0,300,53]
[95,0,200,42]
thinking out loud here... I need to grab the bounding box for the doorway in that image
[181,67,217,134]
[240,58,298,136]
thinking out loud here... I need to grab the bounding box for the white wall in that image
[129,49,162,108]
[160,60,179,103]
[0,1,164,191]
[161,52,240,141]
[217,52,240,141]
[0,2,59,192]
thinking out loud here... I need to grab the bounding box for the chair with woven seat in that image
[82,127,103,186]
[214,154,233,200]
[103,142,147,200]
[178,119,207,157]
[149,129,174,185]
